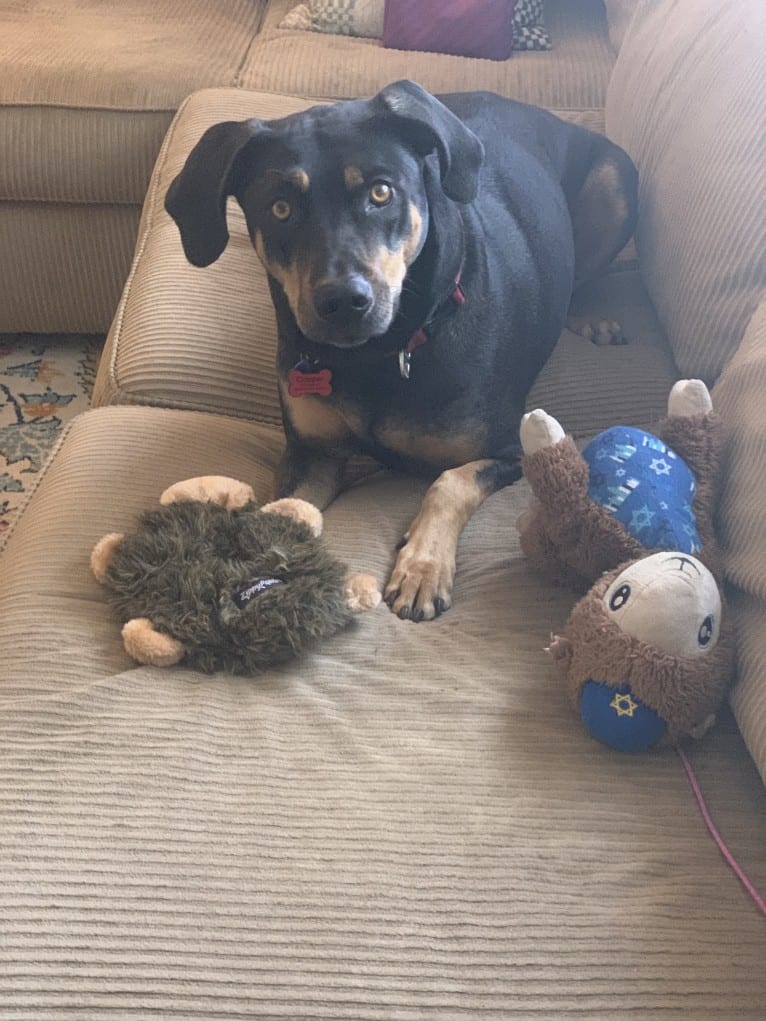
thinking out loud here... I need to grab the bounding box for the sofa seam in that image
[233,4,270,90]
[101,388,282,428]
[0,196,144,209]
[101,93,196,402]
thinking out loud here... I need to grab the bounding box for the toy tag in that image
[288,360,333,398]
[234,577,284,610]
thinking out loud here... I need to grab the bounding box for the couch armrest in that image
[605,0,766,382]
[713,299,766,783]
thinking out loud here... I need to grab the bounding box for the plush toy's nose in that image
[579,680,666,753]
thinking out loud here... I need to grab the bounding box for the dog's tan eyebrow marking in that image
[344,166,365,189]
[288,168,310,192]
[403,204,423,263]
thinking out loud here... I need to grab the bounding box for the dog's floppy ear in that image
[374,80,484,204]
[165,119,268,267]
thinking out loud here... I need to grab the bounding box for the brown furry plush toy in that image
[518,380,735,752]
[91,476,380,675]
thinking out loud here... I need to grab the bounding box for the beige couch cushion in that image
[605,0,766,380]
[0,1,267,206]
[93,87,678,437]
[602,0,638,52]
[0,404,764,1015]
[0,202,141,335]
[714,298,766,782]
[242,0,614,108]
[0,1,268,334]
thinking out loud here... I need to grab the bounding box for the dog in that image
[165,80,637,622]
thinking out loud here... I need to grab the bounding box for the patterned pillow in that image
[280,0,385,37]
[280,0,552,51]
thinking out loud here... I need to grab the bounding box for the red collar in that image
[397,272,465,380]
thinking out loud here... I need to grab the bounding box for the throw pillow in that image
[280,0,552,51]
[280,0,385,37]
[382,0,516,62]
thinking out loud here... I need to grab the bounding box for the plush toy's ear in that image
[160,476,255,509]
[90,532,125,584]
[261,497,324,537]
[343,573,381,613]
[373,80,484,204]
[122,618,185,668]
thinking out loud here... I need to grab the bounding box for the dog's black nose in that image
[313,276,373,325]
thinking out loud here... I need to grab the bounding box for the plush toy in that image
[518,380,735,751]
[91,476,381,674]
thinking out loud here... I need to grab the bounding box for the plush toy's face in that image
[555,552,731,753]
[602,552,721,658]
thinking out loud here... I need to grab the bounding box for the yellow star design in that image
[610,691,639,718]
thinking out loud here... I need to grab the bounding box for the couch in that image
[1,1,765,1017]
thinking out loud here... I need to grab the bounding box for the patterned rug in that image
[0,334,103,536]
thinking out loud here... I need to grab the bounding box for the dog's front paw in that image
[384,537,455,622]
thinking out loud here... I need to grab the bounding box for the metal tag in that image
[398,349,411,380]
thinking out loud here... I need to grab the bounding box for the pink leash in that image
[676,745,766,918]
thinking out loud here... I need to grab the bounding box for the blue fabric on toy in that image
[580,680,667,753]
[582,426,700,553]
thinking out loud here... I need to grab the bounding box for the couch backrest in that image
[605,0,766,381]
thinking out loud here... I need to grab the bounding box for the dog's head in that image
[165,81,483,348]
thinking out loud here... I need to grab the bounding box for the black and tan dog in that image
[166,80,637,622]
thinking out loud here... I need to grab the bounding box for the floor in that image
[0,333,103,535]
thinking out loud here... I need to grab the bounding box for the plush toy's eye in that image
[609,584,631,611]
[369,181,394,206]
[271,199,292,221]
[698,614,714,646]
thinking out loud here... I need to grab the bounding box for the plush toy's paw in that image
[667,379,713,418]
[261,497,323,537]
[545,633,574,670]
[90,532,125,583]
[121,618,185,667]
[344,573,382,613]
[160,476,255,509]
[520,409,566,455]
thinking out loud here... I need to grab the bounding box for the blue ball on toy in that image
[580,679,667,753]
[582,425,700,554]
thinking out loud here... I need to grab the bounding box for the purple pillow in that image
[383,0,515,61]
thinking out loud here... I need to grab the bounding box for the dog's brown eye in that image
[271,199,292,221]
[369,181,393,206]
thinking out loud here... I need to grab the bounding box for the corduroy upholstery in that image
[606,0,766,381]
[2,1,766,1016]
[1,405,764,1018]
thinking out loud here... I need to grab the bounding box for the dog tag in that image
[398,349,412,380]
[288,360,333,398]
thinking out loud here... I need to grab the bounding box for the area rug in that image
[0,334,103,536]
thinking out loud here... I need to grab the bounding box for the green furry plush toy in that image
[91,476,380,674]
